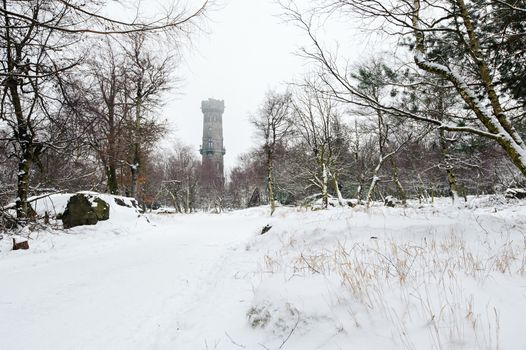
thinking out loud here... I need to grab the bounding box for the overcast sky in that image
[161,0,306,171]
[142,0,385,171]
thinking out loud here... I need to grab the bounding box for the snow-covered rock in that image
[61,193,109,228]
[505,187,526,199]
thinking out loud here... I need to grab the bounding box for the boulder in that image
[261,224,272,235]
[93,198,110,220]
[346,199,359,207]
[505,188,526,199]
[62,194,110,229]
[114,197,142,212]
[114,197,129,207]
[384,195,396,207]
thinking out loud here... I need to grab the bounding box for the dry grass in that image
[259,228,525,349]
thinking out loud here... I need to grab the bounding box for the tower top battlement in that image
[201,98,225,113]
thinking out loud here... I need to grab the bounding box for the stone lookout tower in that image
[200,98,225,188]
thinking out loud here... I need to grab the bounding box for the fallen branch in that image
[225,331,246,349]
[279,312,300,349]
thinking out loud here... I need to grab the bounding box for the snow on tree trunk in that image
[266,149,276,216]
[412,0,526,179]
[9,77,33,220]
[130,93,142,199]
[366,156,383,209]
[332,173,345,206]
[129,162,139,199]
[356,184,363,204]
[322,163,328,209]
[366,176,379,209]
[16,157,31,220]
[439,129,460,203]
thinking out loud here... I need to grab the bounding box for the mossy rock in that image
[62,194,109,229]
[93,198,110,221]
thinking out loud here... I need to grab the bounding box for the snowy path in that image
[2,200,526,350]
[0,212,268,350]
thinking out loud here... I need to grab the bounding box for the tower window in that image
[208,138,213,149]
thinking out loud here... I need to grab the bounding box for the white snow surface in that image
[1,194,526,349]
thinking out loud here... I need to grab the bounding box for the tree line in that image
[0,0,209,225]
[1,0,525,224]
[228,0,525,210]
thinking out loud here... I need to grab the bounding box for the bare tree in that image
[281,0,526,180]
[226,151,266,208]
[77,38,170,197]
[0,1,210,36]
[81,41,128,194]
[423,80,463,201]
[166,145,200,213]
[122,32,174,198]
[0,0,210,223]
[292,79,345,208]
[251,90,293,215]
[350,59,412,207]
[0,1,81,220]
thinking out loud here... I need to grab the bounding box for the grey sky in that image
[164,0,310,172]
[112,0,385,171]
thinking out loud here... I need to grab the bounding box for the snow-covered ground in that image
[1,195,525,349]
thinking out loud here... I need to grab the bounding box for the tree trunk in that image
[129,157,139,198]
[184,175,191,213]
[106,103,119,194]
[366,176,379,208]
[356,173,365,203]
[266,148,276,215]
[16,152,32,220]
[332,172,345,206]
[367,156,383,208]
[106,164,118,195]
[8,79,32,219]
[438,129,459,202]
[321,162,328,209]
[169,190,181,213]
[130,95,142,199]
[390,159,407,205]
